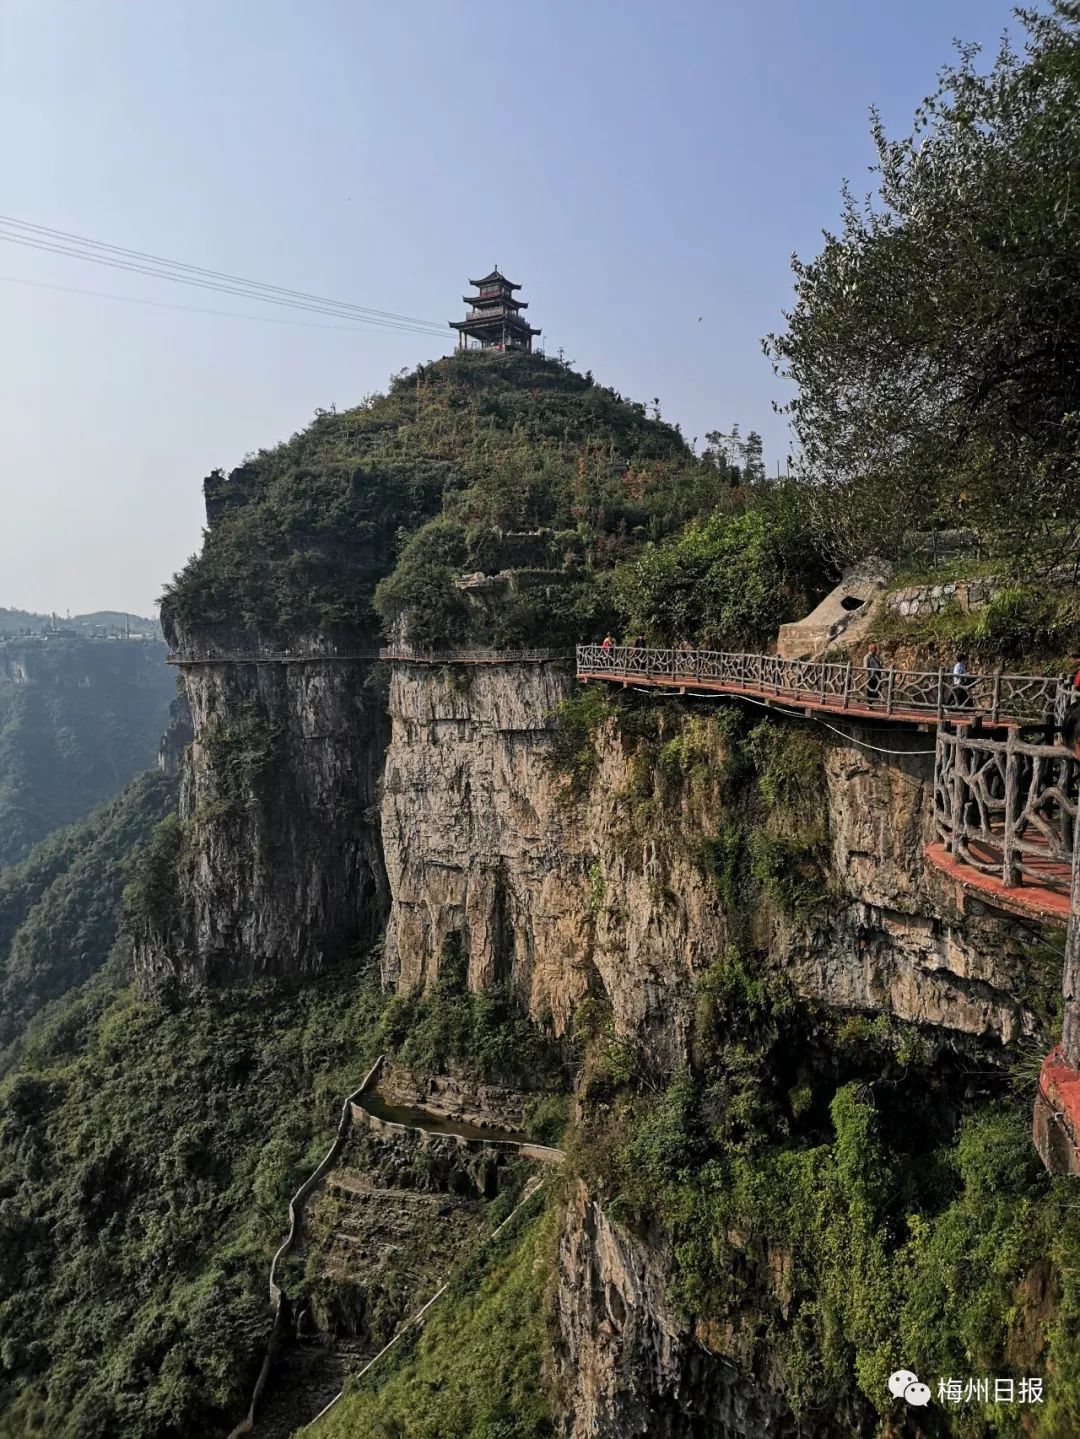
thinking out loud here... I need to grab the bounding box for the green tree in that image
[765,3,1080,575]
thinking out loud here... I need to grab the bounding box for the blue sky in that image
[0,0,1024,615]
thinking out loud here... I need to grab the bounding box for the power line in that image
[0,272,419,333]
[0,213,449,332]
[0,230,447,334]
[0,220,450,337]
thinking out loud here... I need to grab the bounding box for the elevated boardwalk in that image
[167,646,563,667]
[577,644,1068,730]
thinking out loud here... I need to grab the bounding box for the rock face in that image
[556,1184,822,1439]
[154,646,1046,1431]
[143,649,388,983]
[380,661,1034,1059]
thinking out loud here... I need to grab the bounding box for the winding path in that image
[227,1057,563,1438]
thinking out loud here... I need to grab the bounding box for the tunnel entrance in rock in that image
[841,595,866,611]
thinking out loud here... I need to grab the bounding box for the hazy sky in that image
[0,0,1022,616]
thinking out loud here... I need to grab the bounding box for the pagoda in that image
[450,269,541,352]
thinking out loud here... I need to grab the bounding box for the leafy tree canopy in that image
[766,2,1080,574]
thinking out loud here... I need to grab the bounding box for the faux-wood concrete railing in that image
[577,644,1071,728]
[932,725,1078,897]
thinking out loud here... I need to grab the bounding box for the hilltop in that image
[161,350,743,649]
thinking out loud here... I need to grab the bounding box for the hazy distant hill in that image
[0,607,161,638]
[0,769,175,1054]
[0,635,174,866]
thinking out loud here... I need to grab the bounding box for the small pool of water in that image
[356,1089,528,1146]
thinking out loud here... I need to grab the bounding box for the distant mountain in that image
[0,607,161,638]
[0,634,175,866]
[0,770,176,1054]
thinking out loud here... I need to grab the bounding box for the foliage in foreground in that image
[585,950,1080,1439]
[0,926,563,1439]
[766,2,1080,577]
[0,771,175,1056]
[0,962,387,1438]
[309,1206,557,1439]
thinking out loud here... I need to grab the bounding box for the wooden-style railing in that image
[577,644,1071,728]
[933,726,1078,894]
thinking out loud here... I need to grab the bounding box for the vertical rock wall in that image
[143,653,388,984]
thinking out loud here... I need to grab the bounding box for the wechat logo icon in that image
[889,1369,932,1407]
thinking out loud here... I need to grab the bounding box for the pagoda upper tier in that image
[450,268,540,352]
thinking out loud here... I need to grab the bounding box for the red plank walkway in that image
[925,842,1072,927]
[577,645,1068,730]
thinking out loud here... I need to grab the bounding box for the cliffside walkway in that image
[167,649,379,666]
[230,1056,563,1438]
[166,646,562,667]
[576,644,1070,730]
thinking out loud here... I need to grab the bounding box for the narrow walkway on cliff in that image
[576,644,1077,928]
[576,643,1070,729]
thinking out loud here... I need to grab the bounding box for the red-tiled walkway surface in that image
[925,842,1072,926]
[578,668,1027,730]
[1034,1045,1080,1176]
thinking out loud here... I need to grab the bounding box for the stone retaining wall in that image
[886,576,1001,619]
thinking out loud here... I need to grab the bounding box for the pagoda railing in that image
[575,645,1070,727]
[933,726,1078,894]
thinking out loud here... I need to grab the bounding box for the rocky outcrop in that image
[380,662,1035,1064]
[142,643,388,984]
[556,1183,818,1438]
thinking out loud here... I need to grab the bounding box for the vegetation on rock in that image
[0,771,175,1056]
[0,638,174,867]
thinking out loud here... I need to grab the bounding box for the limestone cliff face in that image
[380,660,1034,1062]
[556,1183,834,1439]
[141,643,387,984]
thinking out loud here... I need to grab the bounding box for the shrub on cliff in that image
[614,495,826,648]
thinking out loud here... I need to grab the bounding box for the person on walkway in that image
[864,641,883,704]
[601,633,614,661]
[1070,656,1080,694]
[1063,701,1080,759]
[952,652,970,708]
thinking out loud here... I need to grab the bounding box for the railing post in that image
[991,670,1001,726]
[936,668,944,721]
[843,662,852,710]
[1062,841,1080,1065]
[949,729,964,855]
[885,667,895,716]
[1002,728,1020,888]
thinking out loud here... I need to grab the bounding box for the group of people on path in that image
[862,641,971,706]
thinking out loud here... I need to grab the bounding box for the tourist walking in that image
[864,641,882,704]
[952,653,970,708]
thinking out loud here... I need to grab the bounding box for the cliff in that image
[139,644,387,983]
[381,657,1034,1060]
[126,351,1074,1437]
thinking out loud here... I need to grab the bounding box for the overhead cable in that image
[0,219,449,337]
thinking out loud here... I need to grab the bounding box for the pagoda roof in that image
[449,316,541,334]
[468,269,521,290]
[461,295,528,309]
